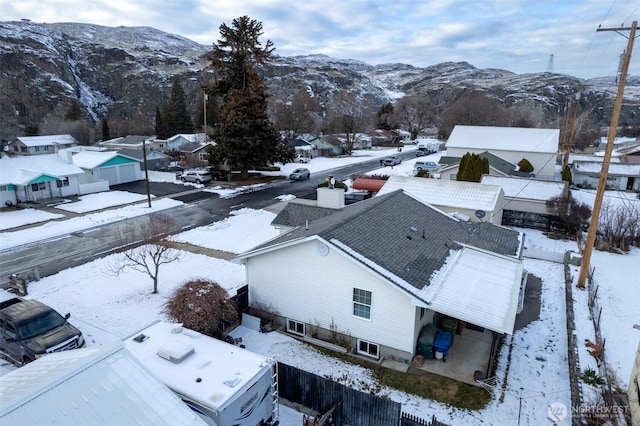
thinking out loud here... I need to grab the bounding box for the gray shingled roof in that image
[252,190,523,291]
[271,203,338,227]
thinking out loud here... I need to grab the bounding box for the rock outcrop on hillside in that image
[0,20,638,141]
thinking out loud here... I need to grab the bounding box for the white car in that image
[295,155,311,163]
[180,170,212,184]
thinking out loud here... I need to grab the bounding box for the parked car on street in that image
[289,168,311,180]
[380,155,402,166]
[414,161,439,172]
[156,165,184,175]
[0,297,85,366]
[180,170,213,184]
[415,149,428,157]
[203,166,228,181]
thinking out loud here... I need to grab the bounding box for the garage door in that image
[118,164,137,183]
[99,167,117,185]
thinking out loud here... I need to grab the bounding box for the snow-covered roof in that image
[377,176,503,212]
[0,345,207,425]
[446,125,559,154]
[124,321,274,412]
[573,161,640,176]
[168,133,206,143]
[0,154,84,185]
[16,134,78,147]
[70,150,139,169]
[480,175,567,201]
[425,245,523,334]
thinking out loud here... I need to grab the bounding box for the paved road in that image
[0,154,413,289]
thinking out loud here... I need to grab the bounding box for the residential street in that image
[0,153,409,288]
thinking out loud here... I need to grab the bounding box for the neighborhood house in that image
[234,189,526,384]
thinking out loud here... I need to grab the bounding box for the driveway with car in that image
[180,170,212,184]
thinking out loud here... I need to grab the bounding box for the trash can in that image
[416,323,438,359]
[439,317,458,345]
[226,173,233,182]
[433,330,452,362]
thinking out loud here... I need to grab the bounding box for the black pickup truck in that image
[0,297,85,365]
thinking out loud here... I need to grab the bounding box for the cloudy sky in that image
[2,0,639,79]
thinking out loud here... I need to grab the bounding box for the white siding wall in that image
[246,239,418,353]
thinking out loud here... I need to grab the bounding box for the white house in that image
[234,190,525,369]
[445,125,559,180]
[572,159,640,192]
[0,344,207,425]
[0,153,85,205]
[376,176,505,224]
[8,134,79,156]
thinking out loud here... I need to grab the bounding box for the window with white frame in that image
[286,319,305,336]
[357,339,379,359]
[31,182,46,191]
[353,288,371,319]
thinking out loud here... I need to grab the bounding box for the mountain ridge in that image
[0,20,637,142]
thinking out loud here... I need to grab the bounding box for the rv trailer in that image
[124,321,279,426]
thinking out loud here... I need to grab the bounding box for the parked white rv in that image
[416,137,440,154]
[124,321,279,426]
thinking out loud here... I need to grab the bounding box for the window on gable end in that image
[353,288,371,319]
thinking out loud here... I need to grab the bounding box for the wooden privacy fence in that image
[278,362,447,426]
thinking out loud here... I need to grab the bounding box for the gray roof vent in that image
[157,342,195,363]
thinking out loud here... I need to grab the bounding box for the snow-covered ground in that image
[1,146,638,425]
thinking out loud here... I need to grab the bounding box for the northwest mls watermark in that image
[547,402,630,422]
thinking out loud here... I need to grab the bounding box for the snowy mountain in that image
[0,20,637,141]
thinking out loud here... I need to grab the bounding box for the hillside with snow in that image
[0,20,638,141]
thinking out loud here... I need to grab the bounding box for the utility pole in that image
[577,21,637,288]
[563,93,580,169]
[203,92,208,142]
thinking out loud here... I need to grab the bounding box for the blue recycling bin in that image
[433,330,452,361]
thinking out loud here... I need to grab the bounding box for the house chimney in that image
[58,149,73,164]
[316,187,345,209]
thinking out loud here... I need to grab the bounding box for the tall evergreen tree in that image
[155,106,171,140]
[101,117,111,141]
[207,16,294,179]
[65,99,83,121]
[167,79,193,135]
[457,152,489,182]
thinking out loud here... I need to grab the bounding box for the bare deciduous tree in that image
[165,278,238,338]
[270,89,320,141]
[597,201,640,251]
[438,91,510,138]
[110,215,183,294]
[325,91,373,155]
[393,95,436,139]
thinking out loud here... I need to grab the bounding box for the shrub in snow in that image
[165,278,238,338]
